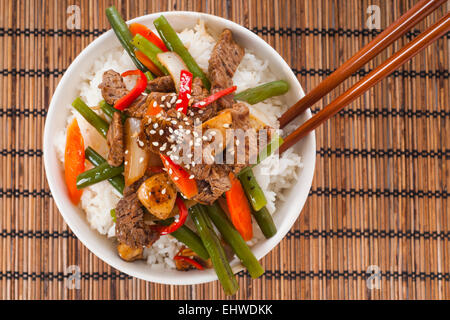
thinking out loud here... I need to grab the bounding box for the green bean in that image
[131,34,169,75]
[110,209,117,223]
[257,133,284,164]
[238,169,267,212]
[206,203,264,278]
[105,6,148,73]
[234,80,290,105]
[85,147,125,194]
[99,100,127,123]
[153,15,210,90]
[251,206,277,239]
[190,205,239,295]
[158,218,209,260]
[76,162,124,189]
[145,71,154,81]
[72,97,109,138]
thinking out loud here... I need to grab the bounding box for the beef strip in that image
[208,29,245,110]
[115,176,160,248]
[147,75,176,93]
[98,70,128,105]
[192,165,231,205]
[106,112,125,166]
[123,95,148,118]
[188,77,218,123]
[140,108,194,156]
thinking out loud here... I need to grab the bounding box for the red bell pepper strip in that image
[225,173,253,241]
[175,70,193,114]
[174,255,204,270]
[192,86,237,109]
[160,154,198,199]
[129,23,168,52]
[159,196,188,235]
[114,70,148,111]
[135,51,164,77]
[64,119,85,205]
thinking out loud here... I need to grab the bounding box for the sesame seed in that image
[168,168,173,175]
[153,101,157,107]
[176,99,182,104]
[149,130,156,134]
[189,175,195,179]
[159,129,164,136]
[170,96,177,104]
[173,176,179,181]
[152,141,159,146]
[161,95,166,102]
[236,139,240,146]
[138,140,144,147]
[168,127,173,133]
[171,120,177,125]
[161,188,166,194]
[166,102,171,108]
[199,101,206,106]
[139,157,144,163]
[125,150,129,154]
[223,123,230,128]
[186,94,191,99]
[153,123,159,129]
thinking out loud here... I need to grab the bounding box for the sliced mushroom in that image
[138,173,177,220]
[117,243,144,262]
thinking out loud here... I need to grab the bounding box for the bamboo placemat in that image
[0,0,448,300]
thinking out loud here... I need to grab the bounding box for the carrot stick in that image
[129,22,168,52]
[64,119,85,204]
[225,173,253,241]
[135,50,164,77]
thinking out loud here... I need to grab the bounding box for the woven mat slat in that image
[0,0,448,300]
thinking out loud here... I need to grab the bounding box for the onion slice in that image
[157,51,189,92]
[124,118,149,186]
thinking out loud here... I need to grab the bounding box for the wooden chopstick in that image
[279,0,447,128]
[279,13,450,154]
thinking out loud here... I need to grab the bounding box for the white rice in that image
[55,21,303,269]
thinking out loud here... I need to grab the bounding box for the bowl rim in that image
[43,11,316,285]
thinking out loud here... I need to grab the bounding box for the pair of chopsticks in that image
[279,0,449,154]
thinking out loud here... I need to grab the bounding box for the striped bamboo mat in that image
[0,0,448,300]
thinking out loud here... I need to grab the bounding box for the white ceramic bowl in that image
[43,11,315,285]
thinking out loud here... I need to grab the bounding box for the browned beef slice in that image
[123,95,149,118]
[192,165,231,205]
[106,112,125,166]
[98,70,128,105]
[229,102,260,173]
[208,29,244,110]
[147,75,176,92]
[140,108,194,156]
[115,177,160,248]
[188,78,217,123]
